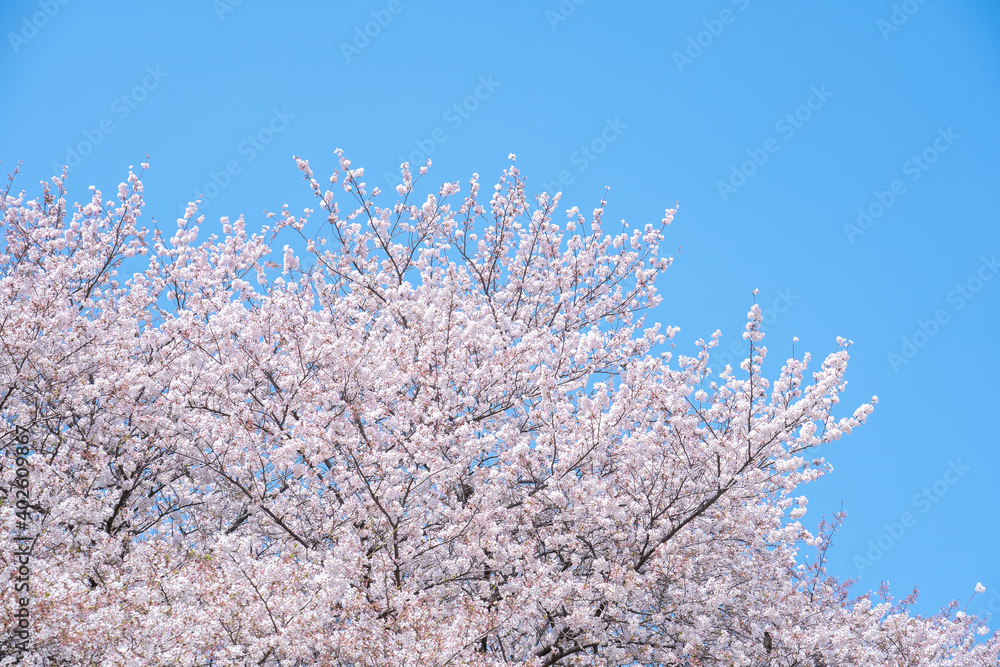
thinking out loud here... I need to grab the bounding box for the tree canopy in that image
[0,155,995,665]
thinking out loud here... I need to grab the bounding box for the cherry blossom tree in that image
[0,154,996,666]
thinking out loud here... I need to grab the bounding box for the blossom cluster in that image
[0,156,994,665]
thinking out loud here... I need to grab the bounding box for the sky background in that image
[2,0,999,622]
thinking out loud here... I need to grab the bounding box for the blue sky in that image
[2,1,999,621]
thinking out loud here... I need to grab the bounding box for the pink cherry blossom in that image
[0,157,995,666]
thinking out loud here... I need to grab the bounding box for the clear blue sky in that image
[2,1,999,622]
